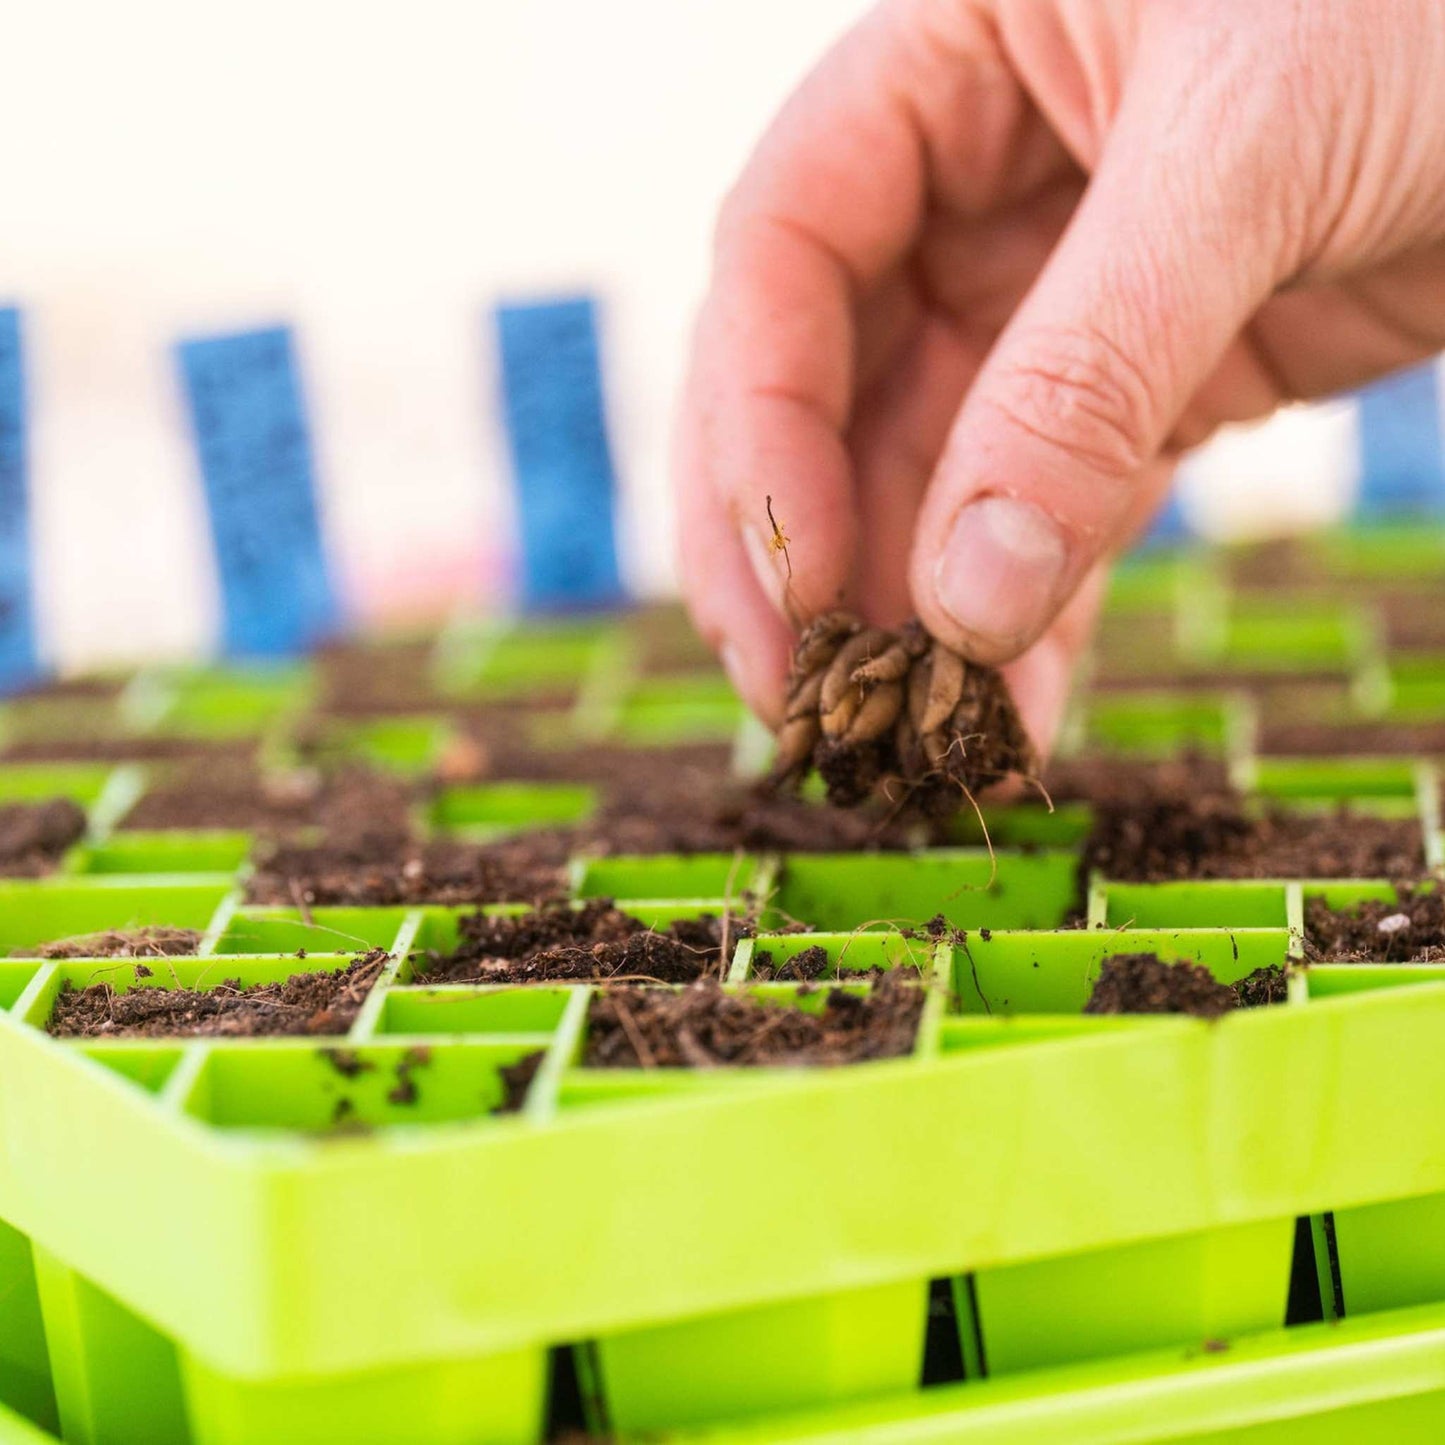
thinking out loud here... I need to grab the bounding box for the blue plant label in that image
[0,308,40,692]
[496,296,624,611]
[1357,361,1445,516]
[177,325,339,657]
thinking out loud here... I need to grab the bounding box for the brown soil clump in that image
[1084,954,1239,1018]
[584,971,924,1067]
[0,799,87,876]
[0,736,256,766]
[119,760,324,832]
[414,899,739,985]
[47,950,388,1039]
[1041,753,1230,805]
[1259,720,1445,756]
[749,944,833,981]
[1080,772,1422,881]
[30,927,202,960]
[771,613,1036,815]
[1304,884,1445,962]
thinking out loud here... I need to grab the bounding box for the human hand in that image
[676,0,1445,754]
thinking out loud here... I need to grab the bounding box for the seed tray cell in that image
[427,781,597,832]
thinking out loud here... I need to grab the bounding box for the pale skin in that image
[676,0,1445,757]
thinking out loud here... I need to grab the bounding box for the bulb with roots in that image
[769,611,1039,819]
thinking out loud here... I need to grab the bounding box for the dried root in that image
[771,613,1037,816]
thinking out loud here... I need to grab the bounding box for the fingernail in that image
[933,496,1069,656]
[742,524,787,613]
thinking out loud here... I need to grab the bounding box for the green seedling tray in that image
[149,665,312,739]
[302,715,456,777]
[435,617,625,701]
[63,831,253,877]
[1078,691,1244,756]
[0,763,116,809]
[427,781,596,833]
[610,675,747,745]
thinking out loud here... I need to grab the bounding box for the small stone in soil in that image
[47,950,389,1039]
[414,898,744,985]
[1304,884,1445,962]
[27,927,203,960]
[0,798,87,876]
[584,971,924,1068]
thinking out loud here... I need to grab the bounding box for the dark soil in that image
[29,927,202,960]
[772,614,1036,816]
[1381,592,1445,650]
[621,602,721,673]
[247,831,572,908]
[0,736,256,766]
[1233,964,1290,1006]
[11,675,124,702]
[313,641,452,717]
[0,798,87,876]
[1041,752,1230,805]
[1080,775,1422,881]
[749,944,832,981]
[1258,720,1445,756]
[1084,954,1288,1015]
[1303,884,1445,962]
[119,760,326,832]
[413,899,740,985]
[584,971,924,1068]
[495,1051,545,1114]
[46,949,388,1039]
[1085,954,1235,1017]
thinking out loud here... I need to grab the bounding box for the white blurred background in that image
[2,0,1430,673]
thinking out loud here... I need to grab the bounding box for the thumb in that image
[911,39,1294,664]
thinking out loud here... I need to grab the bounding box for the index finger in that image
[676,6,928,665]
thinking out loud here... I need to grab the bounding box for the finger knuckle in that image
[982,326,1157,480]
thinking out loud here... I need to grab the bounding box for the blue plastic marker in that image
[1356,360,1445,516]
[0,308,40,692]
[176,325,339,657]
[495,296,625,611]
[1141,484,1191,548]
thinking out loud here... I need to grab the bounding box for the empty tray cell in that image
[1305,965,1445,1000]
[613,676,746,745]
[1252,757,1422,800]
[157,667,310,737]
[212,906,410,957]
[77,1044,186,1095]
[0,879,231,958]
[427,781,596,832]
[1215,604,1366,672]
[951,929,1282,1014]
[1082,693,1235,756]
[65,831,253,877]
[573,853,763,903]
[180,1042,542,1131]
[773,851,1079,933]
[1102,881,1291,930]
[949,799,1094,849]
[965,1216,1295,1376]
[591,1278,929,1435]
[0,763,114,808]
[375,985,573,1038]
[0,963,42,1012]
[308,717,454,777]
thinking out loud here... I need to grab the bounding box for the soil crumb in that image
[749,944,833,981]
[0,798,87,876]
[585,971,925,1068]
[30,927,202,960]
[1304,884,1445,962]
[414,899,741,985]
[771,613,1036,816]
[47,949,389,1039]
